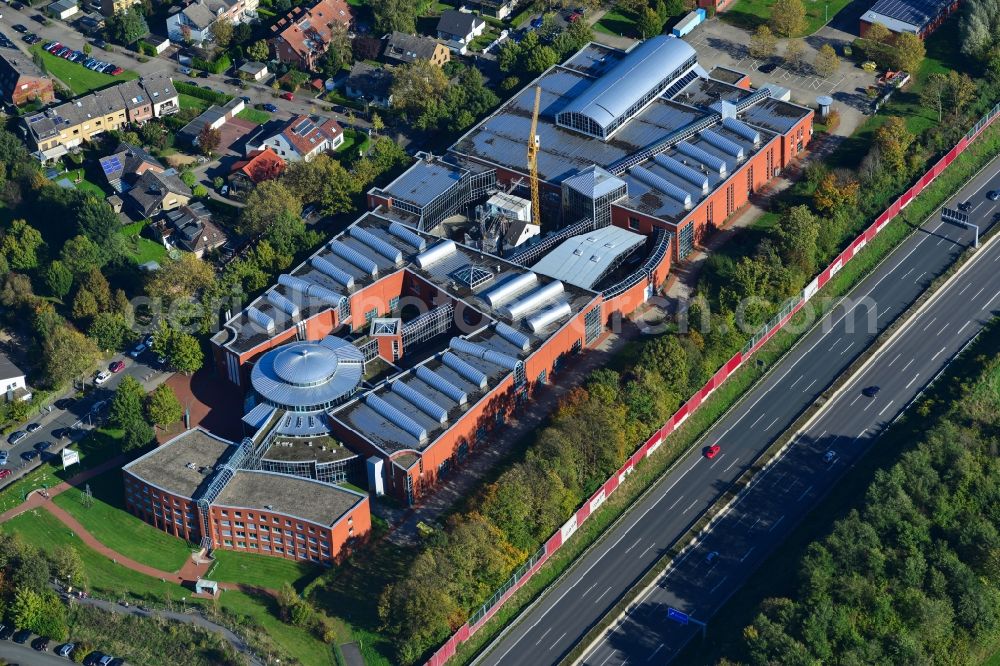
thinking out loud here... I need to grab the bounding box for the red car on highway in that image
[704,443,721,459]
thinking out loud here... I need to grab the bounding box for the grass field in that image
[178,94,210,112]
[61,168,106,197]
[337,128,370,157]
[31,46,137,96]
[594,8,640,38]
[120,222,168,265]
[236,107,271,125]
[208,549,321,591]
[52,468,192,573]
[720,0,853,36]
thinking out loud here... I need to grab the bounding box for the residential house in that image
[344,62,393,108]
[228,147,286,196]
[0,352,29,402]
[160,202,228,257]
[100,0,139,17]
[238,61,269,81]
[462,0,518,20]
[166,0,259,45]
[382,31,450,67]
[121,168,192,218]
[178,97,246,145]
[270,0,353,71]
[436,10,485,54]
[245,114,343,162]
[22,76,178,160]
[0,52,55,106]
[98,141,164,192]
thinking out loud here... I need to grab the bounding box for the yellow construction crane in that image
[527,85,542,228]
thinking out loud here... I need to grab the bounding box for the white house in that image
[166,0,258,45]
[246,114,344,162]
[436,9,486,54]
[0,353,29,402]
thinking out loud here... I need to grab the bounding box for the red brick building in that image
[270,0,354,71]
[0,52,54,107]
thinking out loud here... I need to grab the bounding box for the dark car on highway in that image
[862,385,881,397]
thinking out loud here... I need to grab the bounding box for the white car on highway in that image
[94,370,111,385]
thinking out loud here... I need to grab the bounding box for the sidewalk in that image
[0,453,127,524]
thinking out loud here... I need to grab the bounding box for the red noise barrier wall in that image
[424,102,1000,666]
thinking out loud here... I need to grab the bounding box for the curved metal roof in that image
[251,336,364,410]
[557,35,697,132]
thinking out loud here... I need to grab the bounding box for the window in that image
[221,520,231,527]
[365,308,378,324]
[389,296,400,311]
[628,216,640,231]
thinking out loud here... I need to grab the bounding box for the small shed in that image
[195,579,219,596]
[148,36,171,54]
[672,8,706,37]
[48,0,79,19]
[238,61,269,82]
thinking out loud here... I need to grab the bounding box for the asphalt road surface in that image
[0,345,167,490]
[474,156,1000,666]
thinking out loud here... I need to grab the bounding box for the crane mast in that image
[528,85,542,228]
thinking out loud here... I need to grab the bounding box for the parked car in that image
[26,422,41,433]
[263,103,278,112]
[109,360,125,373]
[90,400,108,413]
[11,23,27,32]
[101,63,116,74]
[958,200,972,212]
[7,430,27,445]
[92,38,107,49]
[129,343,146,358]
[704,443,721,459]
[529,16,543,28]
[111,66,123,75]
[280,91,294,101]
[57,642,75,657]
[197,70,210,78]
[0,450,8,466]
[0,469,11,481]
[758,61,779,73]
[21,450,37,462]
[32,636,50,651]
[34,441,51,452]
[177,65,192,75]
[31,13,46,22]
[94,370,111,385]
[44,41,59,50]
[55,397,75,410]
[0,624,13,640]
[12,629,31,644]
[988,190,1000,201]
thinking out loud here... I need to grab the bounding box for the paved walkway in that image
[0,454,127,524]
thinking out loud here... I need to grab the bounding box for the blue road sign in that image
[667,607,689,626]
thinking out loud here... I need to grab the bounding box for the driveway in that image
[683,19,875,135]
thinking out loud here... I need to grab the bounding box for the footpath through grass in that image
[720,0,853,36]
[31,45,137,96]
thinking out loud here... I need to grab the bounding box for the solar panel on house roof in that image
[865,0,948,27]
[100,155,122,176]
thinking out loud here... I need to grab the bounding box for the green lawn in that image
[120,223,168,265]
[52,468,193,573]
[594,8,639,38]
[236,107,271,125]
[720,0,854,36]
[178,93,210,112]
[62,168,106,197]
[31,45,138,96]
[208,549,321,590]
[337,127,370,157]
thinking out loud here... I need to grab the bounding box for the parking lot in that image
[684,19,876,135]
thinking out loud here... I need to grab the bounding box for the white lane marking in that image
[849,394,861,406]
[749,412,766,428]
[804,379,817,392]
[901,267,914,279]
[596,648,616,664]
[624,538,641,554]
[740,546,755,562]
[593,585,613,604]
[551,631,567,651]
[766,416,779,430]
[535,626,553,646]
[922,317,937,331]
[582,580,600,597]
[797,484,814,501]
[931,346,946,361]
[959,283,972,295]
[878,400,895,417]
[768,515,785,532]
[905,373,920,389]
[984,291,1000,310]
[647,645,664,662]
[748,517,761,530]
[640,543,656,558]
[915,271,926,282]
[973,287,986,301]
[888,353,901,366]
[682,499,699,514]
[710,453,725,468]
[857,427,869,438]
[827,339,841,352]
[900,358,914,372]
[864,399,875,411]
[936,237,946,246]
[937,323,948,336]
[957,321,970,335]
[709,576,728,595]
[790,374,803,388]
[724,457,740,472]
[667,495,684,511]
[841,341,854,355]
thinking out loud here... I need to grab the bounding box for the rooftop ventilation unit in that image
[629,166,693,210]
[277,274,345,307]
[700,129,745,160]
[676,141,727,177]
[415,239,457,269]
[500,281,566,320]
[266,290,299,318]
[494,321,531,351]
[442,351,488,389]
[390,381,448,424]
[415,366,468,405]
[365,394,427,442]
[652,154,709,194]
[527,300,572,334]
[311,256,355,290]
[349,226,403,264]
[481,272,538,309]
[449,338,521,371]
[247,306,275,334]
[330,240,378,277]
[388,221,426,252]
[723,117,760,147]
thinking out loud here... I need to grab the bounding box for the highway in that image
[474,155,1000,666]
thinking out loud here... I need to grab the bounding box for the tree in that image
[352,35,382,62]
[209,19,233,47]
[865,21,892,45]
[775,205,820,275]
[770,0,806,36]
[42,324,99,388]
[813,43,840,77]
[111,375,154,451]
[240,180,302,237]
[80,268,111,312]
[169,330,204,374]
[247,39,269,61]
[11,587,44,632]
[232,21,251,44]
[0,272,33,309]
[813,171,859,213]
[637,6,663,39]
[874,116,914,174]
[945,70,976,113]
[371,112,385,136]
[60,234,104,276]
[371,0,416,33]
[1,219,44,270]
[749,25,777,60]
[145,253,216,302]
[920,72,949,122]
[959,0,1000,57]
[146,383,183,428]
[198,127,221,156]
[50,546,86,590]
[76,197,120,249]
[390,60,449,121]
[784,39,805,72]
[89,312,132,352]
[320,22,352,77]
[42,260,73,299]
[889,32,925,72]
[71,288,99,323]
[106,6,148,45]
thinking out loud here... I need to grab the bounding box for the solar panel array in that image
[100,155,123,177]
